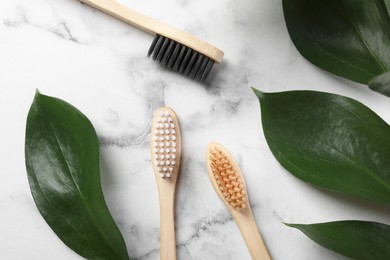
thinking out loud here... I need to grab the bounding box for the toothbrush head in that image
[147,34,221,82]
[206,142,248,211]
[151,107,181,179]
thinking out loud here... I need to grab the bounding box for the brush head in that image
[148,34,215,82]
[206,142,248,211]
[151,107,181,179]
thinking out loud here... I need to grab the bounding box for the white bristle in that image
[153,109,179,180]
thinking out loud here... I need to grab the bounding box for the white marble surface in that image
[1,0,389,259]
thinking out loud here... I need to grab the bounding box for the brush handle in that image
[232,209,271,260]
[80,0,159,34]
[157,181,177,260]
[79,0,224,63]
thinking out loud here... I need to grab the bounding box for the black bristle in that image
[167,44,181,69]
[184,52,198,76]
[152,36,164,60]
[161,41,175,66]
[178,49,193,74]
[200,59,214,81]
[147,35,160,57]
[189,55,204,79]
[156,37,170,62]
[195,57,209,80]
[172,46,187,71]
[148,34,215,81]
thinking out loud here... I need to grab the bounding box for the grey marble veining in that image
[1,0,389,259]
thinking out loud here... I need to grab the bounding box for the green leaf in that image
[252,88,390,204]
[286,221,390,260]
[283,0,390,96]
[25,91,129,260]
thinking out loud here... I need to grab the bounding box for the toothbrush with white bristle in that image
[150,107,181,260]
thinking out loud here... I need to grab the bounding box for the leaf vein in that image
[347,7,387,72]
[47,120,125,259]
[268,101,390,192]
[306,31,376,78]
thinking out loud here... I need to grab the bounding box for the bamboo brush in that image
[206,142,271,260]
[150,107,182,260]
[79,0,224,81]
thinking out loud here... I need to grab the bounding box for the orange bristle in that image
[208,146,246,210]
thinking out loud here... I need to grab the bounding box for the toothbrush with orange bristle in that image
[150,107,181,260]
[206,142,271,260]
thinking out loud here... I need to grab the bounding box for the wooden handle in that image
[157,180,177,260]
[151,107,181,260]
[232,209,271,260]
[79,0,224,63]
[80,0,159,34]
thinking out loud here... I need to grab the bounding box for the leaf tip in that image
[283,222,305,231]
[33,89,53,107]
[251,87,266,99]
[33,89,43,101]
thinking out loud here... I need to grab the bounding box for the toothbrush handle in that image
[79,0,159,35]
[233,209,271,260]
[158,183,177,260]
[79,0,224,63]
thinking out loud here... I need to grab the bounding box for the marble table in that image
[1,0,389,259]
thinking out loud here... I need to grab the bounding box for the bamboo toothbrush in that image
[206,142,271,260]
[79,0,224,81]
[150,107,181,260]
